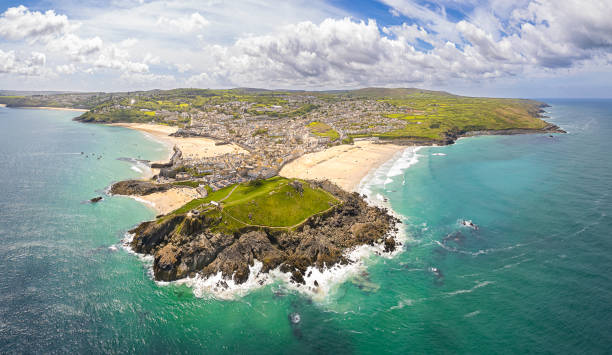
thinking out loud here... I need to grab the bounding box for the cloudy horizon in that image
[0,0,611,98]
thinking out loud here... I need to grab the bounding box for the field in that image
[308,121,340,141]
[166,177,339,233]
[363,92,546,141]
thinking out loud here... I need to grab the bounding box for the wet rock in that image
[90,196,103,203]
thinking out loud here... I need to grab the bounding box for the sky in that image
[0,0,611,97]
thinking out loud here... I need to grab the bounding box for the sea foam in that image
[120,145,424,301]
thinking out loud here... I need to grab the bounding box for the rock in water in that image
[90,196,103,203]
[289,313,301,324]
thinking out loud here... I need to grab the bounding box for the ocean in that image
[0,100,611,354]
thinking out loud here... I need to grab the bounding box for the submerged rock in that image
[90,196,103,203]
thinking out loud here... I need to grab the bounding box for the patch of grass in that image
[308,121,340,141]
[164,177,339,233]
[171,181,201,188]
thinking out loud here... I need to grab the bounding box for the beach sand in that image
[112,123,248,214]
[20,106,88,112]
[279,141,406,191]
[131,187,201,215]
[111,123,248,161]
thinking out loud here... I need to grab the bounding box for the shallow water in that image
[0,100,611,353]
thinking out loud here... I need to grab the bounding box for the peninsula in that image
[0,88,564,288]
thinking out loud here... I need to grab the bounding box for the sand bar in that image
[279,141,406,192]
[110,123,248,161]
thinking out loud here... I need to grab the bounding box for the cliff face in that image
[128,181,399,285]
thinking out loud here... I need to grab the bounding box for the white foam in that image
[389,298,414,310]
[464,310,481,318]
[118,145,424,302]
[358,146,425,199]
[432,153,446,156]
[130,196,156,209]
[131,165,143,173]
[444,281,493,297]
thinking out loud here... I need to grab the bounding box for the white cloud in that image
[0,49,47,76]
[0,0,611,94]
[0,5,72,42]
[157,12,209,33]
[0,6,150,77]
[56,63,77,74]
[194,17,519,88]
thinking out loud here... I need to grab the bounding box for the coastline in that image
[279,141,408,192]
[178,143,419,300]
[114,120,557,300]
[18,106,88,112]
[109,123,248,161]
[109,123,248,214]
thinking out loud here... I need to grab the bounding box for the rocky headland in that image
[126,180,399,287]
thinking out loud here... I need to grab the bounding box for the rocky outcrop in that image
[110,180,172,195]
[128,180,399,285]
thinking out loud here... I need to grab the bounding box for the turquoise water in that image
[0,100,611,353]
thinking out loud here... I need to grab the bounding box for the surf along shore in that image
[109,123,248,214]
[109,118,562,299]
[115,123,410,213]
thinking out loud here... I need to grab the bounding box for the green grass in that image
[165,177,339,232]
[171,181,201,188]
[348,92,548,141]
[308,121,340,141]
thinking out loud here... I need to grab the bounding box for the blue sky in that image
[0,0,611,97]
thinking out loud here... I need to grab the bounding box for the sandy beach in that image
[110,123,248,161]
[113,123,406,212]
[131,187,201,215]
[112,123,247,214]
[20,106,88,112]
[279,141,406,191]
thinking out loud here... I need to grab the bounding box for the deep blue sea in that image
[0,100,611,354]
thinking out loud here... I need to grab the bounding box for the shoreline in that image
[17,106,88,112]
[109,123,248,161]
[279,141,409,192]
[109,123,248,214]
[113,121,561,300]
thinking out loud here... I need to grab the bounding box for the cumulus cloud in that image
[189,0,612,88]
[56,63,77,74]
[1,0,611,91]
[193,17,520,88]
[0,6,150,77]
[0,5,71,42]
[0,49,47,75]
[157,12,209,33]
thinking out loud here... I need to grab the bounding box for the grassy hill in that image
[347,90,550,141]
[165,177,340,234]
